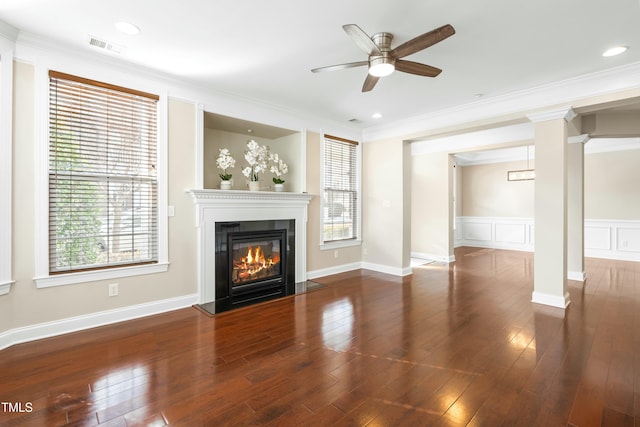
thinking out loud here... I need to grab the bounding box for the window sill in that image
[0,280,14,296]
[35,262,169,288]
[320,239,362,251]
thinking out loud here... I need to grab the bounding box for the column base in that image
[531,291,571,309]
[568,271,587,282]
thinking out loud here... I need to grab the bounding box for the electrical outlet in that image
[108,283,119,297]
[334,250,339,259]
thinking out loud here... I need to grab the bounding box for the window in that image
[48,71,159,274]
[321,134,360,245]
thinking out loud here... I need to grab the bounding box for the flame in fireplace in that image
[234,246,280,282]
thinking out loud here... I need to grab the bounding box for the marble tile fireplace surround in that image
[187,189,313,308]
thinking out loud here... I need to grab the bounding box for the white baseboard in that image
[361,262,412,277]
[568,271,587,282]
[531,291,571,309]
[306,262,362,280]
[411,251,455,263]
[0,293,198,351]
[308,261,414,280]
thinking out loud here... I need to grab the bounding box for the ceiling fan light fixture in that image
[368,56,395,77]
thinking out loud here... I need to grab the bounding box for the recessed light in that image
[372,113,382,119]
[474,93,484,99]
[114,21,141,36]
[602,46,628,57]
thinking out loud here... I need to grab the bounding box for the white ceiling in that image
[2,0,640,131]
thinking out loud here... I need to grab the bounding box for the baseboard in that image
[306,262,362,280]
[308,261,415,279]
[411,251,455,263]
[531,291,571,309]
[0,293,198,351]
[568,271,587,282]
[361,262,413,277]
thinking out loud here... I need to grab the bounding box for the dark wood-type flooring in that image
[1,247,639,426]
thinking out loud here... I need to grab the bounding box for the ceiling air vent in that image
[88,36,123,53]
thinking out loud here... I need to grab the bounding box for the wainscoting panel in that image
[584,226,611,250]
[456,217,534,252]
[462,220,493,241]
[495,223,527,244]
[617,227,640,252]
[455,217,640,262]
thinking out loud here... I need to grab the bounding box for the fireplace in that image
[215,220,295,311]
[187,189,313,310]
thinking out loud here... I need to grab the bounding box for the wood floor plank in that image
[2,247,640,425]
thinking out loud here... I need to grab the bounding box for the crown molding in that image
[0,20,18,42]
[527,106,577,123]
[13,31,360,141]
[364,61,640,142]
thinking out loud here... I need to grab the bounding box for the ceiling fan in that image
[311,23,455,92]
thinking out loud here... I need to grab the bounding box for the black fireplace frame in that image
[215,220,295,311]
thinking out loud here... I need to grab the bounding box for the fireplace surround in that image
[187,189,313,310]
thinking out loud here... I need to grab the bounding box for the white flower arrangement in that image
[216,148,235,181]
[269,153,288,184]
[242,139,269,182]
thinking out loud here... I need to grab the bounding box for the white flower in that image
[216,148,235,180]
[242,140,269,181]
[269,152,288,184]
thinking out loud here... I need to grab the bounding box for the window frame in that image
[319,133,362,250]
[35,67,169,288]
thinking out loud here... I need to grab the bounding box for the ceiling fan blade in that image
[343,24,382,56]
[362,74,379,92]
[311,61,368,73]
[390,24,455,59]
[395,60,442,77]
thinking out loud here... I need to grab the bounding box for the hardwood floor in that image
[1,247,639,426]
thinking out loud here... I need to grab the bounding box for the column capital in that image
[527,106,577,123]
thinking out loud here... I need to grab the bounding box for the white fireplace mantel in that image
[186,189,314,303]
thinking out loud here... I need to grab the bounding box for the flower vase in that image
[274,183,284,192]
[248,181,260,191]
[220,180,232,190]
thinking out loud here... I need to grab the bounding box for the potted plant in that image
[242,139,269,191]
[216,148,235,190]
[269,152,288,192]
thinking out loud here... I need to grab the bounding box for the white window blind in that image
[322,134,359,243]
[48,71,159,274]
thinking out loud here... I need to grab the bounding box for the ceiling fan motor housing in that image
[369,32,396,76]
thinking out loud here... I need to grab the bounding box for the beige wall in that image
[2,61,198,333]
[456,149,640,220]
[460,160,535,217]
[362,138,410,271]
[584,149,640,219]
[204,128,302,192]
[411,152,453,259]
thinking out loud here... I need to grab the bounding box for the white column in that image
[528,107,576,309]
[567,134,589,281]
